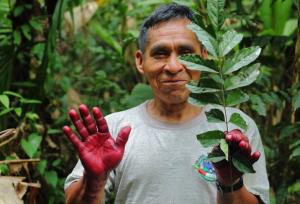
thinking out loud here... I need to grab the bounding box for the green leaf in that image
[25,112,39,121]
[20,98,41,104]
[188,97,206,106]
[126,83,153,108]
[189,93,221,106]
[92,22,122,55]
[21,133,42,158]
[187,23,218,57]
[0,108,14,117]
[0,164,9,175]
[232,151,255,173]
[250,94,267,116]
[288,181,300,194]
[223,47,261,74]
[292,89,300,111]
[205,108,225,122]
[283,18,298,36]
[279,125,299,140]
[289,139,300,150]
[47,129,62,135]
[186,83,220,94]
[220,139,229,160]
[37,160,47,175]
[13,6,24,17]
[224,63,260,90]
[208,151,225,163]
[209,73,224,84]
[0,94,9,108]
[229,113,248,131]
[3,91,22,98]
[258,0,293,35]
[261,92,282,108]
[45,170,58,188]
[13,30,21,45]
[14,107,22,117]
[29,19,43,32]
[219,30,243,56]
[179,54,218,73]
[289,146,300,160]
[207,0,225,31]
[52,159,61,167]
[32,43,45,60]
[226,90,249,106]
[197,130,225,147]
[21,25,31,40]
[198,76,222,89]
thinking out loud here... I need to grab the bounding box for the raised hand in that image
[63,104,131,177]
[213,129,260,185]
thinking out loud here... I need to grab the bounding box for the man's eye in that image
[180,49,193,55]
[154,51,168,58]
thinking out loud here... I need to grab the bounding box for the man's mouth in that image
[161,80,187,86]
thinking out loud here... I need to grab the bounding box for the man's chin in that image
[164,93,189,104]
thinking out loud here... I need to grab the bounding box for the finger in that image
[79,104,97,134]
[233,133,241,143]
[69,109,89,140]
[63,126,84,151]
[229,129,249,143]
[225,133,233,142]
[238,140,251,155]
[116,126,131,149]
[225,130,241,143]
[251,151,261,163]
[93,107,109,133]
[96,132,111,144]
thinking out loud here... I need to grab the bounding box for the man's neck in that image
[147,99,202,124]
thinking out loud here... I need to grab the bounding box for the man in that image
[63,3,269,204]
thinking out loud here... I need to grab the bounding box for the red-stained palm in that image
[213,129,260,185]
[63,104,131,176]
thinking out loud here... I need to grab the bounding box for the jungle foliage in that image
[0,0,299,203]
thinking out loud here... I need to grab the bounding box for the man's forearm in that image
[217,186,259,204]
[65,173,107,204]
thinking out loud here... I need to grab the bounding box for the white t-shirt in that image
[65,101,270,204]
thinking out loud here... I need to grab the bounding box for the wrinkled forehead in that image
[144,18,200,52]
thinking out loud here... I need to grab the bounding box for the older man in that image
[63,3,269,204]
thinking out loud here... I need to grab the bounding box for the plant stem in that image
[219,59,233,191]
[218,59,228,132]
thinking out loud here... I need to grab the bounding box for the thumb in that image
[116,126,131,149]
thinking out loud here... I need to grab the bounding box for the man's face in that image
[135,18,202,105]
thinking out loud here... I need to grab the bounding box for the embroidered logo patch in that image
[193,155,216,182]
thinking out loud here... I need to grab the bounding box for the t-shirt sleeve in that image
[243,116,270,204]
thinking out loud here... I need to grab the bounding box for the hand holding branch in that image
[213,129,260,185]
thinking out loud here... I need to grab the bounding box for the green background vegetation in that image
[0,0,299,203]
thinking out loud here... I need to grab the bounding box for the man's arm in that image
[65,173,107,204]
[63,104,131,204]
[213,129,262,204]
[217,185,259,204]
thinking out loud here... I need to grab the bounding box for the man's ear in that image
[135,50,144,74]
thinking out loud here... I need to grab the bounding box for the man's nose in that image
[164,54,184,74]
